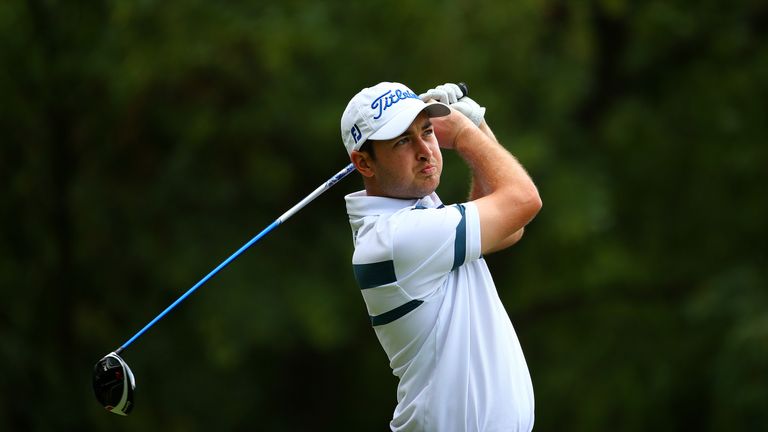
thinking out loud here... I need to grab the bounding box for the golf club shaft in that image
[117,163,357,353]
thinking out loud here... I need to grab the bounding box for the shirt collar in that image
[345,190,443,217]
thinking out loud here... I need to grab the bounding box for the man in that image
[340,82,542,431]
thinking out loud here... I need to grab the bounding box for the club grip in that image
[457,82,469,98]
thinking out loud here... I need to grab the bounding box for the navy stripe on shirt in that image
[370,299,424,326]
[451,204,467,271]
[353,260,397,289]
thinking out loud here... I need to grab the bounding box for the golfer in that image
[341,82,542,431]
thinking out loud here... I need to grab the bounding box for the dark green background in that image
[2,1,766,430]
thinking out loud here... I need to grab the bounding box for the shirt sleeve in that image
[390,202,482,299]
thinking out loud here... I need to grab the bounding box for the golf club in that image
[93,82,468,415]
[92,162,355,415]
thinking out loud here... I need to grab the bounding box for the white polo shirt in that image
[346,190,534,432]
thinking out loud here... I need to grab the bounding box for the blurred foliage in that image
[1,0,767,430]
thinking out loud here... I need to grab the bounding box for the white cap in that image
[341,82,450,155]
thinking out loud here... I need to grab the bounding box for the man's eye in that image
[424,129,434,137]
[395,138,409,146]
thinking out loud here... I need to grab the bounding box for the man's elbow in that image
[511,227,525,244]
[518,186,542,222]
[530,191,543,217]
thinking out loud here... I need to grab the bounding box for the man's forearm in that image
[469,121,500,200]
[463,121,534,250]
[457,122,538,207]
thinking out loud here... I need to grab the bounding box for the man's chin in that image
[412,181,440,199]
[382,177,441,199]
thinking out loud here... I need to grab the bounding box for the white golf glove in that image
[420,83,486,126]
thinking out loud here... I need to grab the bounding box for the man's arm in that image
[433,111,541,255]
[468,121,527,253]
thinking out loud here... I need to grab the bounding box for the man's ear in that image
[350,150,375,178]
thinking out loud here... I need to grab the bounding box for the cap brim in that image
[368,101,450,141]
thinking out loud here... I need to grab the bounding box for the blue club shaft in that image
[118,163,356,353]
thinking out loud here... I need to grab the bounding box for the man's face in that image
[366,112,443,199]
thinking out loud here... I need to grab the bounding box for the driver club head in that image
[93,352,136,416]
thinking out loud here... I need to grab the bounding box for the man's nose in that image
[415,137,432,160]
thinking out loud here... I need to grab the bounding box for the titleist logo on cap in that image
[371,89,420,120]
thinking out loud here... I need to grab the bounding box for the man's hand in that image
[420,83,486,126]
[420,83,464,104]
[430,109,476,150]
